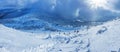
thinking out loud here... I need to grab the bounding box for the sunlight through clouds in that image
[87,0,109,9]
[86,0,120,13]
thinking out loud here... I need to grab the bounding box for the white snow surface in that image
[0,19,120,52]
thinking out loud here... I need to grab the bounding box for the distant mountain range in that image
[0,0,120,32]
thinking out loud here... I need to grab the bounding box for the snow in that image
[0,0,120,52]
[89,19,120,52]
[0,24,55,52]
[0,18,120,52]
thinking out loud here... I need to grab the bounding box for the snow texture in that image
[0,18,120,52]
[0,0,120,52]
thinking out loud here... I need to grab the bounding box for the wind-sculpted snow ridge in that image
[0,18,120,52]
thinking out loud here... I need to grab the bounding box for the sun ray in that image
[87,0,108,9]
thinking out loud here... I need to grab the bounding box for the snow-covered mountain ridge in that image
[0,18,120,52]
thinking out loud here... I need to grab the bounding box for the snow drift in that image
[0,18,120,52]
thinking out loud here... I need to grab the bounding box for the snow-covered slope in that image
[0,25,54,52]
[0,18,120,52]
[87,19,120,52]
